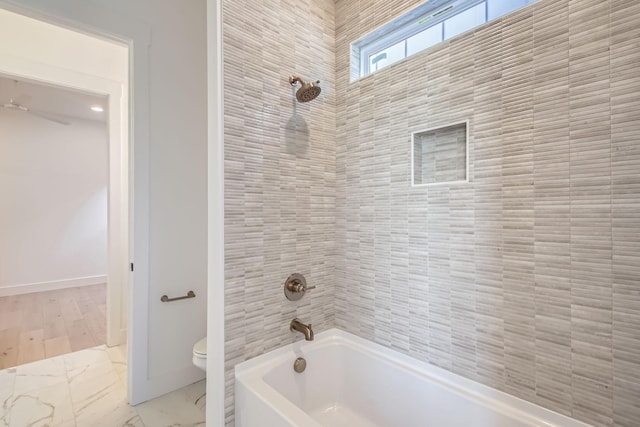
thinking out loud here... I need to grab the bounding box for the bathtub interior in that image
[262,340,535,427]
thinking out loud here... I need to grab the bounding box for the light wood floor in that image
[0,283,106,369]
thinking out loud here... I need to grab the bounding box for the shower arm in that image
[289,75,320,86]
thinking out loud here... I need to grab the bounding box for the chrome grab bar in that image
[161,290,196,302]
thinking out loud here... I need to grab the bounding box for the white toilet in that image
[192,337,207,371]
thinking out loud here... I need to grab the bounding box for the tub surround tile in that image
[222,0,639,425]
[333,0,640,426]
[223,0,337,423]
[532,0,572,414]
[610,2,640,427]
[568,1,615,425]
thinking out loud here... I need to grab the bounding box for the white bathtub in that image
[235,329,591,427]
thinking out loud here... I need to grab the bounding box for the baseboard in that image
[0,275,108,297]
[107,328,128,347]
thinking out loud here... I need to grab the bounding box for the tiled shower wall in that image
[223,0,336,424]
[334,0,639,426]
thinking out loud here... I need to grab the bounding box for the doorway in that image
[0,0,213,411]
[0,75,112,366]
[0,9,129,361]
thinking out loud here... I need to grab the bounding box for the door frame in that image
[207,0,225,425]
[0,0,153,405]
[0,62,127,344]
[0,17,129,346]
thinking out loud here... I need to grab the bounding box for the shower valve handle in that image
[284,273,315,301]
[288,282,315,293]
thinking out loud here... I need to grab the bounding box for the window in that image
[352,0,537,80]
[444,2,486,39]
[406,24,442,56]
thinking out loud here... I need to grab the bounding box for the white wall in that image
[0,111,108,295]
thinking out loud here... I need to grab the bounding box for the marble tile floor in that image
[0,344,205,427]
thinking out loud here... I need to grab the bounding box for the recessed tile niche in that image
[411,122,468,186]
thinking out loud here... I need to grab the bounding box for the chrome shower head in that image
[289,75,321,103]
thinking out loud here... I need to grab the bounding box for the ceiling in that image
[0,75,108,124]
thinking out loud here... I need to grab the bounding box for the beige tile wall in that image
[413,122,468,185]
[223,0,639,425]
[334,1,640,426]
[222,0,336,424]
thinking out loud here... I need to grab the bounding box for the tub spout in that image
[290,318,314,341]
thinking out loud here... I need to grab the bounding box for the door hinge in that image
[130,263,134,272]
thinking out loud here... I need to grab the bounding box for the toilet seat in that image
[193,337,207,356]
[193,337,207,371]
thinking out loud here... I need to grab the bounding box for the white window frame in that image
[352,0,537,80]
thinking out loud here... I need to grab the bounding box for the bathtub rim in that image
[235,328,593,427]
